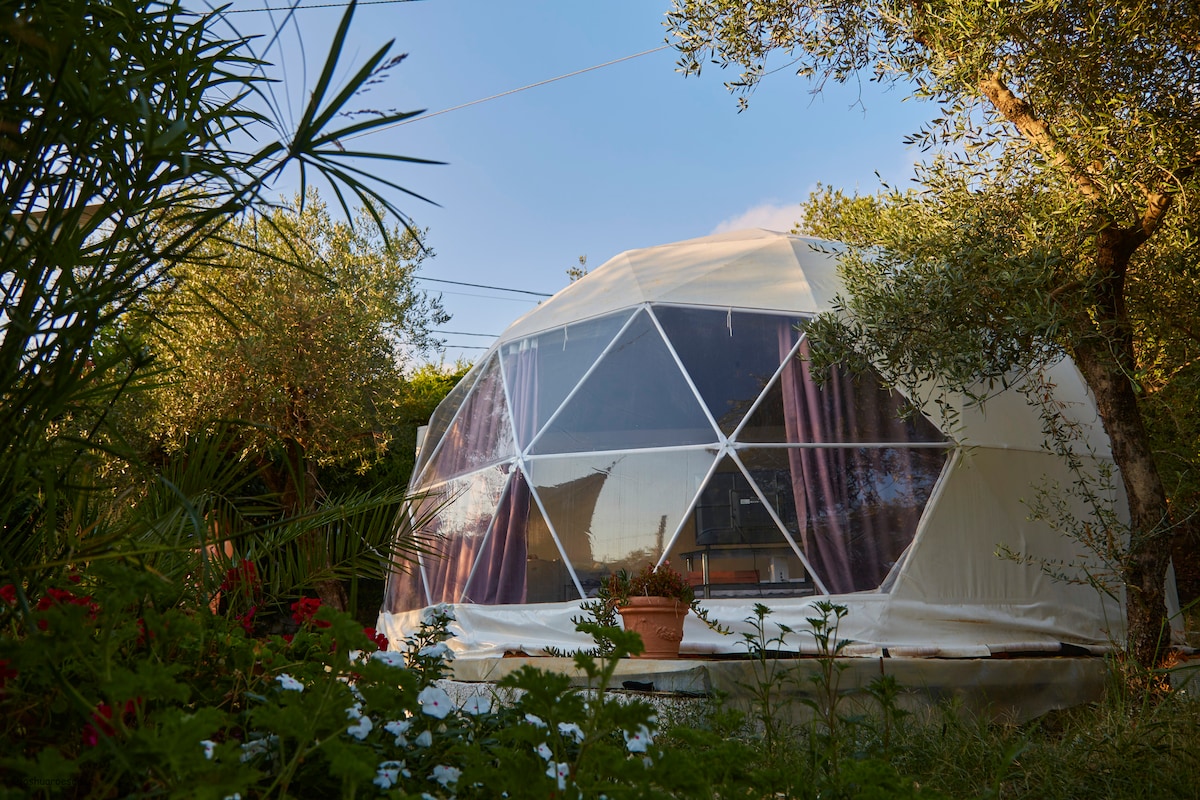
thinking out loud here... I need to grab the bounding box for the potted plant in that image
[599,562,723,658]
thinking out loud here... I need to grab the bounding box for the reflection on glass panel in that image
[530,310,717,454]
[420,354,517,485]
[738,340,949,445]
[525,497,580,603]
[411,362,482,481]
[655,306,804,435]
[526,449,716,597]
[412,465,510,605]
[666,454,811,600]
[741,445,949,593]
[501,311,631,449]
[462,470,530,605]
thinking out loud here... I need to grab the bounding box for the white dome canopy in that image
[380,229,1125,659]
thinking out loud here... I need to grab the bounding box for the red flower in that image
[220,560,260,594]
[1,584,17,605]
[239,606,257,635]
[290,598,330,628]
[82,699,140,746]
[363,627,389,651]
[35,587,100,629]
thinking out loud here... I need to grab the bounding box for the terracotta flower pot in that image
[617,596,689,658]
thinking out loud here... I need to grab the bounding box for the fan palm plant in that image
[0,0,436,603]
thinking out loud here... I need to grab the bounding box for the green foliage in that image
[669,0,1200,665]
[138,192,448,481]
[0,0,436,592]
[602,562,696,607]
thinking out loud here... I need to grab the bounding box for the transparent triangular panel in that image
[407,465,509,605]
[501,310,631,450]
[411,361,484,482]
[525,449,717,598]
[524,487,582,603]
[737,340,948,444]
[461,469,531,605]
[655,306,804,436]
[738,445,949,593]
[664,453,814,598]
[530,309,717,454]
[418,354,517,486]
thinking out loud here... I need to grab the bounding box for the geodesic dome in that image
[379,229,1126,658]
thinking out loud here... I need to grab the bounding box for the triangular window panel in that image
[736,445,948,593]
[411,362,483,481]
[530,309,716,454]
[409,465,509,605]
[737,340,948,444]
[462,470,532,605]
[524,489,582,603]
[666,453,812,598]
[525,449,717,597]
[419,354,516,485]
[501,311,631,450]
[655,306,804,436]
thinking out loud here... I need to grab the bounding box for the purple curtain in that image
[780,335,927,593]
[505,340,540,449]
[423,358,512,485]
[421,344,541,606]
[463,470,531,603]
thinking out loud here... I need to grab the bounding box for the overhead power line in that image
[225,0,425,13]
[346,44,671,139]
[434,329,498,338]
[416,276,552,298]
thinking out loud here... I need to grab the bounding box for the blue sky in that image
[217,0,934,364]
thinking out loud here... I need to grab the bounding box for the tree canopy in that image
[0,0,437,600]
[669,0,1200,666]
[142,193,448,486]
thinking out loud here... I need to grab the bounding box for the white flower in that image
[239,734,278,763]
[624,725,654,753]
[275,673,304,692]
[384,719,411,746]
[347,714,374,741]
[534,742,553,761]
[420,603,456,625]
[418,641,454,660]
[374,760,406,790]
[223,795,241,800]
[460,694,491,716]
[558,721,584,743]
[524,713,546,728]
[371,649,407,668]
[200,739,216,760]
[546,761,570,791]
[418,685,453,719]
[414,729,433,748]
[430,764,461,787]
[345,701,364,720]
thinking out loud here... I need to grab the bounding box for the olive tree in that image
[668,0,1200,666]
[137,194,447,607]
